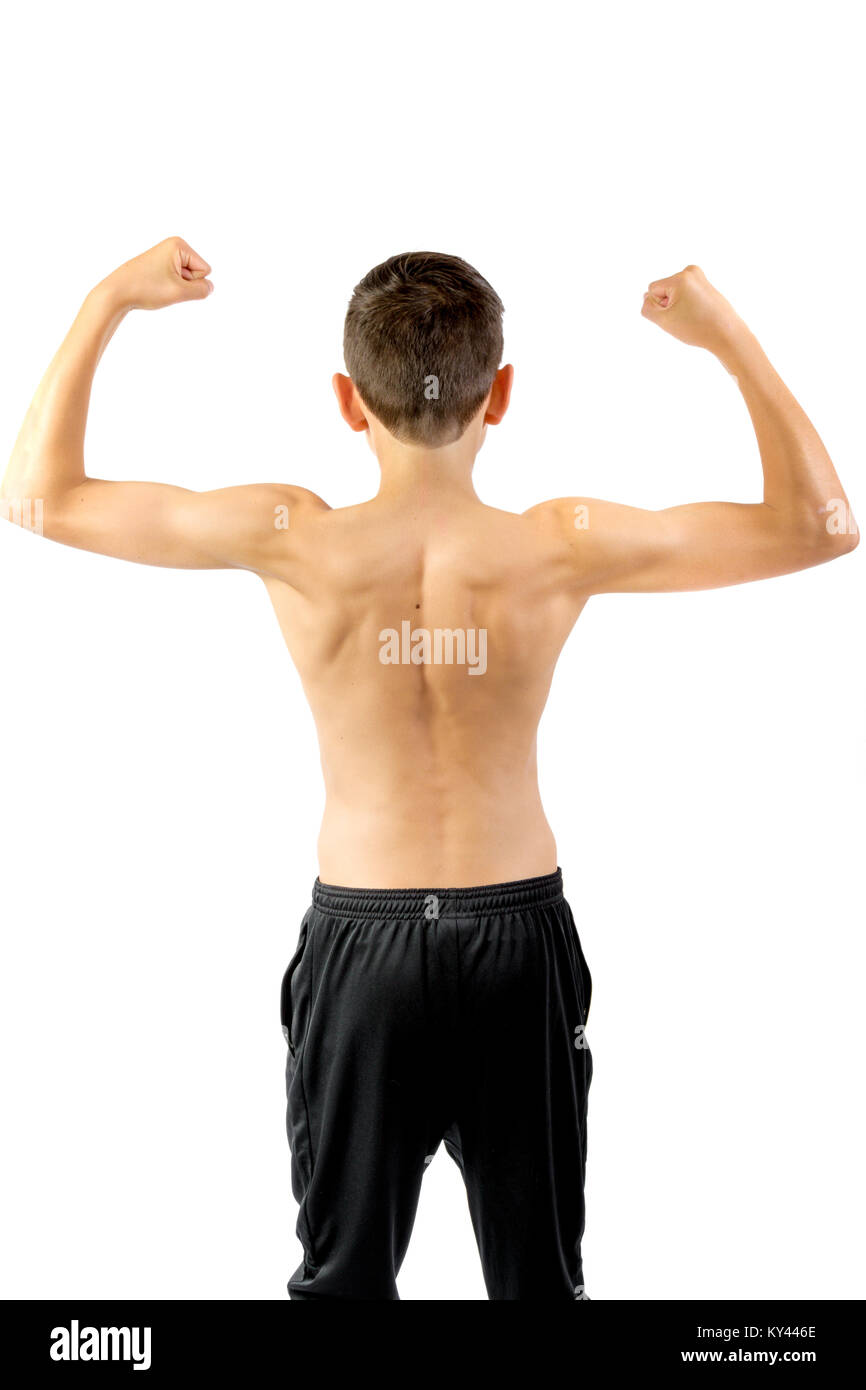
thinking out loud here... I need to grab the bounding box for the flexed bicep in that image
[527,265,857,597]
[31,479,320,574]
[529,496,857,596]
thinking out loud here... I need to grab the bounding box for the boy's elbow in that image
[839,525,860,555]
[822,496,859,554]
[766,499,858,567]
[802,514,859,565]
[821,508,859,555]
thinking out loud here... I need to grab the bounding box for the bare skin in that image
[2,239,858,886]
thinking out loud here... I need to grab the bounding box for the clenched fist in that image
[641,265,746,356]
[104,236,213,311]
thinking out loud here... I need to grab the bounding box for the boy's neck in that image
[373,432,481,503]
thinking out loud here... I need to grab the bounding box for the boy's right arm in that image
[529,265,858,594]
[1,237,328,575]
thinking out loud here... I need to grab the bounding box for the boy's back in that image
[262,489,583,885]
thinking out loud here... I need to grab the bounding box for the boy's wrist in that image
[715,322,764,377]
[86,273,133,321]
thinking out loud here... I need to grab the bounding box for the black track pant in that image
[279,869,593,1301]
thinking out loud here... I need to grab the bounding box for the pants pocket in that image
[578,945,593,1025]
[280,916,311,1053]
[563,900,593,1024]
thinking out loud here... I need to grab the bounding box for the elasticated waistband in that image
[311,868,564,920]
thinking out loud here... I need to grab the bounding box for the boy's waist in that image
[310,868,564,920]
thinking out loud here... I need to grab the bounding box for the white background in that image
[0,0,863,1300]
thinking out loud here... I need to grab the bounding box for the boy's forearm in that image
[2,277,129,502]
[717,327,853,532]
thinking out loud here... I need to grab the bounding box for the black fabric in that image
[279,868,593,1301]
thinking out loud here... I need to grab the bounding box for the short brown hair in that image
[343,251,504,447]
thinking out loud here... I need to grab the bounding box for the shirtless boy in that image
[1,239,857,1300]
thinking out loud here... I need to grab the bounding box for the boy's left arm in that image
[528,265,858,595]
[1,236,320,573]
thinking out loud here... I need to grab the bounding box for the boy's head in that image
[340,252,505,448]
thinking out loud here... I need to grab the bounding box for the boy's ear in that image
[484,364,514,426]
[332,373,369,432]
